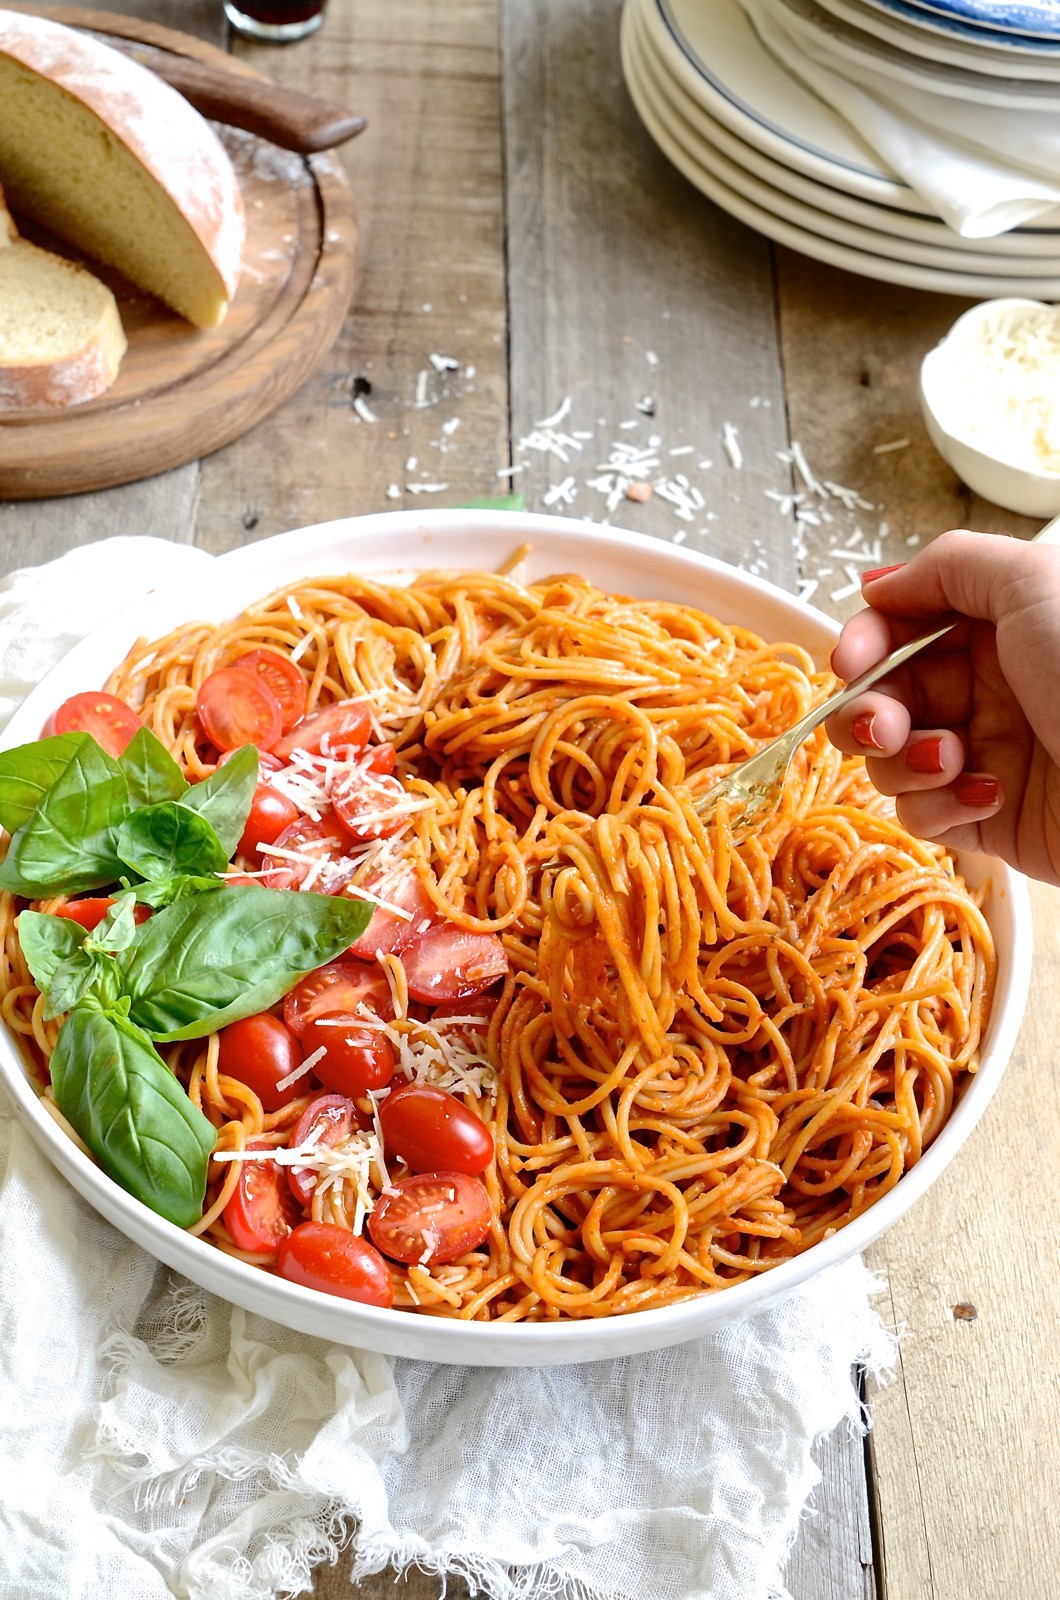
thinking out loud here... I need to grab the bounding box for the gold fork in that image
[693,514,1060,835]
[691,621,955,834]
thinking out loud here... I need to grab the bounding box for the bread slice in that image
[0,238,127,411]
[0,175,15,246]
[0,10,243,329]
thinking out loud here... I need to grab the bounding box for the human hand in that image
[826,528,1060,886]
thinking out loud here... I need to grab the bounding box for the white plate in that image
[630,0,1060,253]
[625,26,1060,286]
[636,0,934,214]
[776,0,1060,107]
[814,0,1060,77]
[0,511,1034,1365]
[623,15,1060,295]
[865,0,1060,42]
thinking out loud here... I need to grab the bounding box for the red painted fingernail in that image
[906,736,945,774]
[852,712,883,750]
[861,563,904,585]
[954,775,1000,808]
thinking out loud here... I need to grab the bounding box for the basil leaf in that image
[117,802,229,883]
[178,745,257,857]
[135,874,225,910]
[85,891,139,955]
[45,948,108,1020]
[119,728,189,809]
[50,1002,215,1228]
[0,741,129,897]
[121,885,373,1042]
[0,733,93,834]
[16,909,86,992]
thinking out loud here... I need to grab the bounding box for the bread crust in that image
[0,240,128,412]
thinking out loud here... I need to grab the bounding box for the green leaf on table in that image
[50,1001,216,1229]
[0,741,129,896]
[16,909,86,992]
[459,493,526,513]
[177,744,257,857]
[119,728,189,810]
[117,802,229,884]
[121,884,373,1042]
[0,733,93,835]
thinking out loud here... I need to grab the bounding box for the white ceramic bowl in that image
[920,298,1060,517]
[0,512,1033,1364]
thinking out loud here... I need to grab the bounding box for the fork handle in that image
[783,620,956,749]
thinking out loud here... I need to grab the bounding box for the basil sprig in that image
[2,728,373,1228]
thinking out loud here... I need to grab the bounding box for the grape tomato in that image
[367,1171,492,1265]
[223,1142,302,1254]
[217,1012,304,1111]
[301,1014,395,1098]
[284,958,395,1036]
[237,783,300,858]
[52,691,140,758]
[379,1083,494,1175]
[401,925,508,1004]
[234,649,307,732]
[197,667,283,753]
[288,1093,366,1206]
[277,1222,393,1306]
[273,699,371,762]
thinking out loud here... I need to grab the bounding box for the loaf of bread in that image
[0,9,244,329]
[0,236,127,411]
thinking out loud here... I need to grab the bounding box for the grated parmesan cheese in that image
[937,304,1060,473]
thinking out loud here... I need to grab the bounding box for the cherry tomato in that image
[197,666,283,753]
[368,1171,492,1265]
[430,993,498,1029]
[367,742,397,776]
[53,897,151,931]
[217,1012,305,1111]
[288,1092,366,1205]
[302,1014,395,1098]
[284,958,395,1036]
[277,1221,393,1306]
[260,812,353,892]
[332,764,410,842]
[237,783,300,859]
[273,699,372,762]
[52,691,140,758]
[346,868,438,959]
[379,1083,494,1175]
[218,746,283,774]
[401,925,509,1004]
[234,649,308,733]
[223,1141,302,1254]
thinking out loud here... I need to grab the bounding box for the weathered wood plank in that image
[193,0,509,552]
[504,0,800,588]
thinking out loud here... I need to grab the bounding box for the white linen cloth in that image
[0,537,895,1600]
[739,0,1060,237]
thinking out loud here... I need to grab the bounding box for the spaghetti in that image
[0,566,995,1320]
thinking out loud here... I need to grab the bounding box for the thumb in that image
[862,529,1059,623]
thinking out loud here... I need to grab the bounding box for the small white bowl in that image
[920,297,1060,518]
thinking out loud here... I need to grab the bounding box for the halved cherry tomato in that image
[288,1092,366,1205]
[302,1014,395,1098]
[260,812,353,892]
[235,649,308,733]
[197,666,283,752]
[53,897,151,931]
[223,1141,302,1253]
[217,1012,305,1111]
[284,958,395,1036]
[367,742,397,776]
[430,993,498,1029]
[346,868,438,959]
[277,1221,394,1306]
[379,1083,494,1176]
[52,691,140,758]
[401,925,509,1004]
[218,746,283,774]
[332,764,411,843]
[367,1171,492,1265]
[273,699,372,762]
[237,783,300,859]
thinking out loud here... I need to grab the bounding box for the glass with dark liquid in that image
[223,0,327,42]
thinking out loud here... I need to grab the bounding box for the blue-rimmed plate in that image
[815,0,1060,74]
[861,0,1060,42]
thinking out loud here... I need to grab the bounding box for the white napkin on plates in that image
[0,537,896,1600]
[738,0,1060,237]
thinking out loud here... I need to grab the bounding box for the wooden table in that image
[4,2,1059,1595]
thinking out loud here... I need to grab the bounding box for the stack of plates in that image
[620,0,1060,295]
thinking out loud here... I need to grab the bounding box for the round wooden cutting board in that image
[0,5,358,500]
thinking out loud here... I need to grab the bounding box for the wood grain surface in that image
[4,1,1059,1598]
[0,5,357,499]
